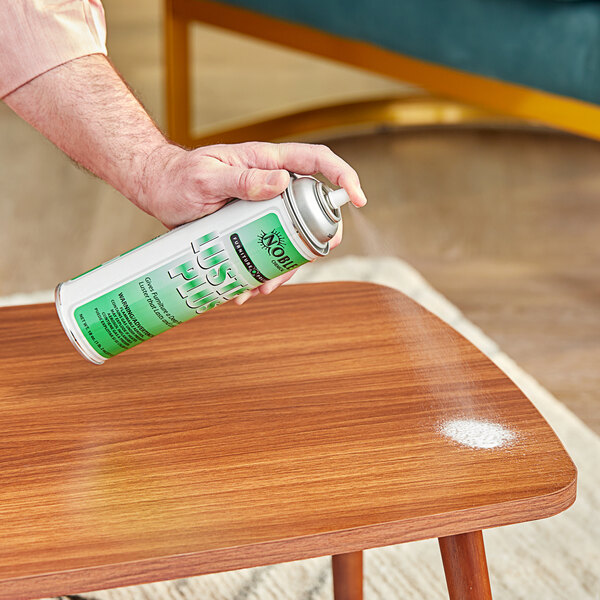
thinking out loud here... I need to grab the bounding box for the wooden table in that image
[0,282,576,600]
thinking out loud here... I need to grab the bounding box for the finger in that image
[258,270,297,295]
[209,163,290,201]
[237,142,367,208]
[330,218,344,250]
[233,288,260,306]
[282,143,367,207]
[233,290,252,305]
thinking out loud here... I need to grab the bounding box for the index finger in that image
[248,142,367,207]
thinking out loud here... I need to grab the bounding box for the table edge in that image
[0,473,576,600]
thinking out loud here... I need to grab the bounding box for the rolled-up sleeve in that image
[0,0,107,98]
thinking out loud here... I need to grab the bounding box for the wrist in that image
[133,142,187,221]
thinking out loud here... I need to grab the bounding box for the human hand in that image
[141,141,366,227]
[139,141,366,302]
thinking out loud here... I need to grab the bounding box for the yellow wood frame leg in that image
[164,0,192,146]
[187,95,521,147]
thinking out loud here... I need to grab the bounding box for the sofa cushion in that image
[215,0,600,104]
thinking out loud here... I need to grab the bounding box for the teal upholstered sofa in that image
[164,0,600,145]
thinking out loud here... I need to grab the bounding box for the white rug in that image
[3,257,598,599]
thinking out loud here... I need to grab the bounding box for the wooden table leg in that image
[332,551,363,600]
[438,530,493,599]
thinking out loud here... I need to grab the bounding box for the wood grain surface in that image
[0,282,576,599]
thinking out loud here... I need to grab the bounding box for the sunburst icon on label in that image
[258,229,285,254]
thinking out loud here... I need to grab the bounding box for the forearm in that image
[3,51,366,300]
[3,53,173,212]
[3,52,366,233]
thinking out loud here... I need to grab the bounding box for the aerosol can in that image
[55,175,352,364]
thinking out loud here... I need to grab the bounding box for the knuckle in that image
[312,143,333,155]
[238,168,262,195]
[188,169,207,191]
[275,142,290,158]
[240,141,260,155]
[340,168,359,184]
[237,168,253,190]
[248,141,276,164]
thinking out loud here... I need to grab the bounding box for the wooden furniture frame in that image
[0,283,576,599]
[164,0,600,147]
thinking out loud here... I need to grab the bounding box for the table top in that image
[0,282,575,599]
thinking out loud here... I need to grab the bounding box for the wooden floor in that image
[327,128,600,434]
[0,1,598,434]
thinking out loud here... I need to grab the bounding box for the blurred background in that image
[1,0,599,443]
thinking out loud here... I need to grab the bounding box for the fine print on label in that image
[74,213,308,359]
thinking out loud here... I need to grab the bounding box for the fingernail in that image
[358,189,368,206]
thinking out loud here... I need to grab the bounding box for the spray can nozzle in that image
[284,177,350,256]
[327,188,351,209]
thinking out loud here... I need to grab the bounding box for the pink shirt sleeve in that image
[0,0,107,98]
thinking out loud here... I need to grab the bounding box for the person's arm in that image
[3,54,366,299]
[3,54,366,223]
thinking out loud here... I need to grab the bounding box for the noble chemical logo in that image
[257,228,298,270]
[258,229,284,254]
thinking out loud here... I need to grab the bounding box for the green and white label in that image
[73,212,308,359]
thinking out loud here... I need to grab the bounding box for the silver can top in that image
[283,175,350,256]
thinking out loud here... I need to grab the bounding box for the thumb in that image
[221,166,290,201]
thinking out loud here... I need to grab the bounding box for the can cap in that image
[284,176,344,256]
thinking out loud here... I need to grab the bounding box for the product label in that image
[71,235,161,280]
[73,212,308,359]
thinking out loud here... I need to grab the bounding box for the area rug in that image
[2,256,598,599]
